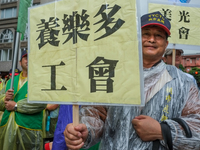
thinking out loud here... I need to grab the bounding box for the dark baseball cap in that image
[21,50,27,60]
[9,68,20,76]
[141,11,171,36]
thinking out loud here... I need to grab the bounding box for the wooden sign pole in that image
[172,48,176,66]
[73,105,79,126]
[73,105,79,150]
[73,47,79,126]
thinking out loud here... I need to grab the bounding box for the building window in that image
[1,7,16,19]
[0,29,13,43]
[1,0,17,3]
[9,49,12,60]
[0,49,12,61]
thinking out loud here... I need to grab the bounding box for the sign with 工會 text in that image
[28,0,144,105]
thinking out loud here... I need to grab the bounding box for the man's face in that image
[164,50,182,68]
[20,55,28,71]
[142,26,168,62]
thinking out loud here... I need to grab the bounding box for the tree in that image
[188,67,200,83]
[179,64,186,72]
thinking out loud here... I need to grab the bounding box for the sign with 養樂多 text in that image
[28,0,144,106]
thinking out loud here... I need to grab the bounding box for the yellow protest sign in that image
[149,3,200,46]
[28,0,144,105]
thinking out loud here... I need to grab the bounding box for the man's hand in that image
[132,115,163,141]
[4,101,16,111]
[45,104,59,111]
[92,106,107,122]
[64,123,88,150]
[4,89,14,101]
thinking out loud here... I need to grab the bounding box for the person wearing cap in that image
[63,11,200,150]
[163,49,197,85]
[4,68,21,85]
[163,48,183,68]
[0,50,46,150]
[8,68,20,79]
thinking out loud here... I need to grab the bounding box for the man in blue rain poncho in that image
[63,11,200,150]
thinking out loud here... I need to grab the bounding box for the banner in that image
[149,2,200,46]
[17,0,32,39]
[28,0,144,105]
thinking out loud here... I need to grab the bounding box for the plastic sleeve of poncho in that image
[0,79,6,94]
[80,106,106,149]
[164,84,200,150]
[0,83,6,111]
[0,111,43,150]
[0,94,5,111]
[17,98,46,114]
[0,94,5,123]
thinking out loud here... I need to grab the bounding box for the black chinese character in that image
[179,11,190,23]
[62,10,90,44]
[161,8,172,21]
[94,4,125,41]
[87,57,118,93]
[179,27,190,39]
[36,17,60,49]
[42,61,67,91]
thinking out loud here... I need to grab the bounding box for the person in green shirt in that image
[0,50,46,150]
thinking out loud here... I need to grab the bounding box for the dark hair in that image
[164,54,168,58]
[165,32,169,40]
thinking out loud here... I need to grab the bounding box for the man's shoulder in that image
[166,65,197,85]
[183,72,197,85]
[184,72,194,79]
[166,65,181,75]
[166,65,190,79]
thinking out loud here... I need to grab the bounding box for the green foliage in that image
[188,67,200,83]
[179,64,186,72]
